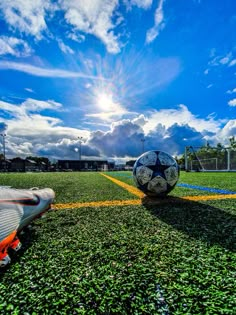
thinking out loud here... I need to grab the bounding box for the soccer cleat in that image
[0,187,55,267]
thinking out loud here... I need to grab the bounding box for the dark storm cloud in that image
[88,119,146,157]
[88,119,206,158]
[37,140,100,160]
[138,124,204,156]
[164,124,204,151]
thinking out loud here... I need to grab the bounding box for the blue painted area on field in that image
[177,183,236,195]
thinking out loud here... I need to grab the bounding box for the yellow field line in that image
[100,173,236,202]
[54,193,236,210]
[54,199,141,210]
[100,173,145,198]
[53,172,236,210]
[182,194,236,201]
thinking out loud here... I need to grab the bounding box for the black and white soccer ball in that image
[133,150,179,197]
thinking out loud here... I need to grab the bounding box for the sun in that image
[91,90,127,119]
[96,92,117,112]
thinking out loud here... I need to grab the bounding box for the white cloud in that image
[86,109,130,121]
[144,104,222,135]
[132,0,152,9]
[60,0,121,54]
[226,88,236,94]
[207,84,213,89]
[124,0,152,10]
[0,98,62,118]
[1,99,235,159]
[216,120,236,142]
[0,61,107,80]
[57,39,74,54]
[22,98,62,112]
[219,53,232,65]
[146,0,165,44]
[229,59,236,67]
[0,98,90,159]
[0,100,23,116]
[132,114,148,127]
[0,0,171,55]
[228,98,236,107]
[0,0,53,39]
[0,0,125,54]
[67,32,85,43]
[0,36,32,56]
[24,88,34,93]
[223,120,236,136]
[209,51,235,67]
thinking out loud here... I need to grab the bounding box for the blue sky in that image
[0,0,235,162]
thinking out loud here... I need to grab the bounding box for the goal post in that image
[191,158,218,171]
[185,146,236,172]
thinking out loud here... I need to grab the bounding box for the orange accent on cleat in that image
[9,237,22,252]
[0,231,17,254]
[0,248,8,261]
[0,231,17,267]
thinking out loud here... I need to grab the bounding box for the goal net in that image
[191,158,218,171]
[185,146,236,172]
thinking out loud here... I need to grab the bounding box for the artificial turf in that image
[0,171,235,314]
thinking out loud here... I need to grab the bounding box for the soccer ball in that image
[133,150,179,197]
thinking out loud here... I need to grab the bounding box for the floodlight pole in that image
[78,136,83,161]
[185,146,189,171]
[0,133,6,171]
[227,148,231,171]
[141,138,145,154]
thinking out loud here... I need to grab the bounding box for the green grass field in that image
[0,171,235,314]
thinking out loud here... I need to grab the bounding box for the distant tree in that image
[176,155,185,167]
[126,160,136,167]
[11,157,23,161]
[229,136,236,149]
[216,142,224,150]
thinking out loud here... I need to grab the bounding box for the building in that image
[2,158,47,172]
[57,160,115,171]
[0,159,11,171]
[10,158,40,172]
[0,158,115,172]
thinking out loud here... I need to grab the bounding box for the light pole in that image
[141,138,145,154]
[0,133,6,171]
[78,136,83,161]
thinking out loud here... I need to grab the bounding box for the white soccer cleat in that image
[17,187,55,231]
[0,187,55,267]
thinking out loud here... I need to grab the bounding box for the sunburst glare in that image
[96,92,117,112]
